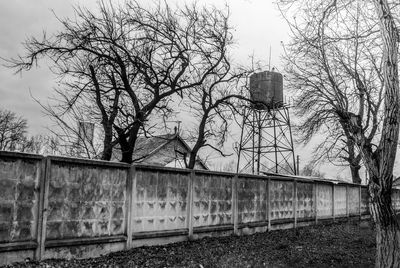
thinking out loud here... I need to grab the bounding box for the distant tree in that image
[0,109,28,151]
[9,1,236,164]
[18,134,60,155]
[300,163,326,179]
[18,134,47,154]
[0,109,65,155]
[221,159,237,172]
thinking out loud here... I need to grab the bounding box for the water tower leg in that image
[236,109,246,173]
[285,107,297,175]
[257,110,262,175]
[272,109,279,174]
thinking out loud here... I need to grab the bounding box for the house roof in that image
[132,134,176,162]
[132,133,208,170]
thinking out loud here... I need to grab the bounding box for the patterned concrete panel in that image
[270,180,294,220]
[392,189,400,211]
[46,162,127,239]
[361,187,369,214]
[0,155,41,243]
[192,174,232,227]
[334,186,346,216]
[296,182,315,219]
[132,170,189,232]
[237,178,267,223]
[348,187,360,215]
[317,184,333,217]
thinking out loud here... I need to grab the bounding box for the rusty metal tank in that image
[249,71,283,109]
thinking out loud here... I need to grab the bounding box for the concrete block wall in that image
[0,151,398,265]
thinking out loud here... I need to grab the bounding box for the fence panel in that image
[392,189,400,211]
[348,186,360,215]
[0,154,42,244]
[334,185,347,216]
[192,173,232,227]
[296,182,315,220]
[270,180,294,220]
[46,160,128,240]
[132,169,189,233]
[237,177,267,224]
[317,184,333,218]
[360,187,369,214]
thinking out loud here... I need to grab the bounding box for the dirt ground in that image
[4,220,376,268]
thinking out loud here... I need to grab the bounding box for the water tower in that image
[236,70,297,175]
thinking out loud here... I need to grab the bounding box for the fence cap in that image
[260,171,362,185]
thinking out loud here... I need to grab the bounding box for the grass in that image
[4,220,376,268]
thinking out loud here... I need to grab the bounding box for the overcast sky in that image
[0,0,289,134]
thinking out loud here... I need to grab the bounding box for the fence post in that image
[34,157,46,260]
[346,185,349,219]
[125,165,135,249]
[314,181,318,225]
[187,171,194,240]
[359,185,362,220]
[293,179,297,228]
[267,178,271,230]
[232,175,239,235]
[332,184,335,222]
[35,157,51,261]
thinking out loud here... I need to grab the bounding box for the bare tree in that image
[279,0,385,184]
[300,162,326,179]
[181,67,251,169]
[0,109,28,151]
[279,0,400,265]
[8,1,235,164]
[18,134,61,155]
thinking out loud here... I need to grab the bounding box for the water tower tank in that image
[249,71,283,109]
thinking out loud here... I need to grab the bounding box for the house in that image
[114,133,208,170]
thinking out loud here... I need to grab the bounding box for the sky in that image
[0,0,356,180]
[0,0,289,132]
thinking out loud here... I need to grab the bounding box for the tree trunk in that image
[350,163,361,184]
[369,183,400,267]
[375,224,400,268]
[101,123,114,161]
[117,122,141,164]
[187,111,208,169]
[370,0,400,266]
[121,147,134,164]
[343,129,362,184]
[101,134,113,161]
[187,152,197,169]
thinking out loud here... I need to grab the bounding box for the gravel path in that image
[4,220,376,268]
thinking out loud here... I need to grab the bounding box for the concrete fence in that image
[1,151,400,265]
